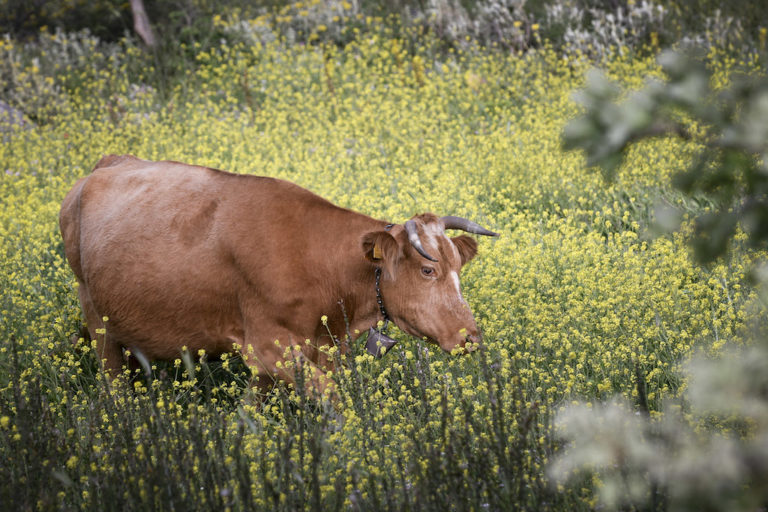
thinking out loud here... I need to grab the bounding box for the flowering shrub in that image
[0,18,762,510]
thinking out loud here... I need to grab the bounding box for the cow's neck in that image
[373,223,395,325]
[330,220,394,347]
[364,266,399,357]
[342,262,389,344]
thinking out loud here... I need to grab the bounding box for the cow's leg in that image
[243,335,336,401]
[78,282,123,376]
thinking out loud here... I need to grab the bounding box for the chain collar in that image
[375,266,389,325]
[365,223,398,358]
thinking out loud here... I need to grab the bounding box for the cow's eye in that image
[421,267,435,277]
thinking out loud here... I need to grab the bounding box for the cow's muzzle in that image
[462,332,482,352]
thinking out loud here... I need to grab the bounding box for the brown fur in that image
[60,155,485,393]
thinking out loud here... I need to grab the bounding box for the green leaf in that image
[562,116,598,150]
[652,201,682,235]
[693,211,738,263]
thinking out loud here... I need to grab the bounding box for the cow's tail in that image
[59,175,88,284]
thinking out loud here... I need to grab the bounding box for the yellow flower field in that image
[0,20,761,510]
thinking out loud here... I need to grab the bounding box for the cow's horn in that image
[404,219,438,262]
[440,216,499,237]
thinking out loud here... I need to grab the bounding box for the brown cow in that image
[59,155,497,395]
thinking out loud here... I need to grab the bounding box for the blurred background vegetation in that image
[2,0,767,54]
[3,0,767,120]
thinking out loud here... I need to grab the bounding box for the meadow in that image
[0,12,763,511]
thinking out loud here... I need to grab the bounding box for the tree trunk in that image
[129,0,157,48]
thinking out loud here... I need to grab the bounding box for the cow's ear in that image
[362,231,401,279]
[452,235,478,266]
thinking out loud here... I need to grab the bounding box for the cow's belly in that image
[85,263,245,359]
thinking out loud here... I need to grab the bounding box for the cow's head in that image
[362,214,498,352]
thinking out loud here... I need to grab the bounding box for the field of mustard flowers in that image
[1,12,763,511]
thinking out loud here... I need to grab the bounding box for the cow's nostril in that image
[465,334,482,350]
